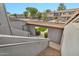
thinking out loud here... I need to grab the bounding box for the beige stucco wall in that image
[0,35,48,56]
[0,3,11,35]
[61,23,79,56]
[48,28,63,44]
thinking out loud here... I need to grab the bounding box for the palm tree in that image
[57,3,66,11]
[26,7,38,18]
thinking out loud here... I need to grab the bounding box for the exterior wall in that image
[47,9,77,21]
[11,27,30,37]
[0,3,11,35]
[8,18,30,37]
[48,28,63,44]
[0,3,30,36]
[26,24,63,44]
[61,23,79,56]
[9,20,26,30]
[0,36,48,56]
[26,25,36,36]
[16,14,25,18]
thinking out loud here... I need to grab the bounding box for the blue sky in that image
[5,3,79,14]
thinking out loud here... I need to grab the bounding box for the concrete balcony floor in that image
[37,46,60,56]
[37,42,60,56]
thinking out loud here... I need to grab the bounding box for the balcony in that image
[0,3,79,56]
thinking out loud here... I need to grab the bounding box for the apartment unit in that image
[47,8,79,22]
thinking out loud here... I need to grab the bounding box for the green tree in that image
[23,11,28,18]
[57,3,66,11]
[41,9,51,21]
[11,13,17,18]
[42,12,48,21]
[26,7,38,18]
[36,12,42,19]
[45,9,51,13]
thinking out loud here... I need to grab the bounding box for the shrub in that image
[44,32,48,38]
[35,28,40,35]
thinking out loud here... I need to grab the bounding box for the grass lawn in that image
[35,27,48,38]
[35,27,47,32]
